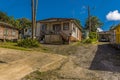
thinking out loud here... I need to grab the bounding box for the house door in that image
[53,24,61,33]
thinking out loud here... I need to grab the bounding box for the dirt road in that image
[0,48,66,80]
[23,43,120,80]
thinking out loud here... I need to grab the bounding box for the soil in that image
[0,48,66,80]
[23,43,120,80]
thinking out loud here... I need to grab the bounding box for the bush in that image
[17,38,39,48]
[89,32,97,39]
[82,39,92,44]
[82,38,98,44]
[91,38,97,42]
[81,32,98,44]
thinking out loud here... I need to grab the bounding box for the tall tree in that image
[0,11,31,29]
[85,16,103,32]
[17,18,31,29]
[0,11,10,22]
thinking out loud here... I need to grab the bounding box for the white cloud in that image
[106,10,120,21]
[97,28,103,32]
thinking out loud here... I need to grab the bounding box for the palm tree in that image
[85,16,103,32]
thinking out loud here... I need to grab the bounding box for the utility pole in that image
[32,0,35,39]
[34,0,38,37]
[87,6,91,33]
[32,0,38,39]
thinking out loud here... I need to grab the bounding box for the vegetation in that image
[82,38,97,44]
[82,32,98,44]
[17,38,39,48]
[83,16,102,43]
[0,41,51,53]
[85,16,103,32]
[75,19,82,27]
[0,11,10,22]
[0,42,30,51]
[89,32,97,39]
[0,11,31,29]
[17,18,31,29]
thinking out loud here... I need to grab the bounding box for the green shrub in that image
[82,38,98,44]
[17,38,39,48]
[89,32,97,39]
[91,38,97,42]
[82,39,92,44]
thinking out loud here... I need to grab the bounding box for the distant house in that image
[0,22,19,41]
[98,31,111,42]
[36,18,82,44]
[20,27,32,39]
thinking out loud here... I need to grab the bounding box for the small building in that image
[0,22,19,41]
[98,31,111,42]
[36,18,82,44]
[20,27,32,39]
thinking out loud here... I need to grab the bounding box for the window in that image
[25,29,27,32]
[41,24,47,31]
[4,28,8,36]
[63,23,69,30]
[73,26,76,32]
[12,30,16,36]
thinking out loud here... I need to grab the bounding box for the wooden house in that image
[20,27,32,39]
[36,18,82,44]
[0,22,19,41]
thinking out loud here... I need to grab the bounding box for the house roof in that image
[0,22,18,30]
[37,18,75,22]
[98,31,111,35]
[37,18,82,30]
[110,24,120,30]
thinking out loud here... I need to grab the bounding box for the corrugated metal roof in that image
[37,18,75,22]
[0,22,18,30]
[37,18,82,30]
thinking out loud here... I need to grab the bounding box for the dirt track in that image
[23,43,120,80]
[0,48,66,80]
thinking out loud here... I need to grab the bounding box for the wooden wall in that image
[0,25,18,40]
[44,34,63,44]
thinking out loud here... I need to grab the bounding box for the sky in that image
[0,0,120,31]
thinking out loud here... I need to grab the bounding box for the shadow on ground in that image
[89,43,120,72]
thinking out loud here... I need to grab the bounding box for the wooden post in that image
[32,0,35,40]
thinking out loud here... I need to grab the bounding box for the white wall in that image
[24,28,32,36]
[71,22,79,39]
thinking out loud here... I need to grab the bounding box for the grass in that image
[0,42,51,53]
[0,42,31,51]
[22,70,57,80]
[0,41,95,54]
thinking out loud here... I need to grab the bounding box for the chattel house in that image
[36,18,82,44]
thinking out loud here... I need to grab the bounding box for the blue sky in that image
[0,0,120,31]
